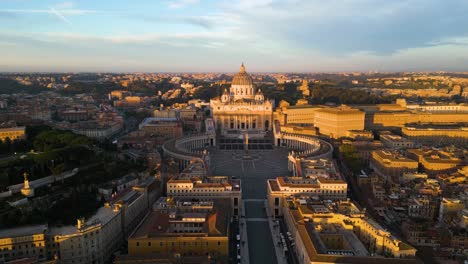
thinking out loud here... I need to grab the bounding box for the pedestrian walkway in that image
[266,201,288,264]
[240,201,250,264]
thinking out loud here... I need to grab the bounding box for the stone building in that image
[314,106,365,139]
[210,64,273,137]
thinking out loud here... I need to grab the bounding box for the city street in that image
[211,148,290,264]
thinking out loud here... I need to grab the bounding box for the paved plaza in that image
[211,148,290,264]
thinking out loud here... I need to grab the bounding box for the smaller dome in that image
[255,88,264,102]
[221,88,230,103]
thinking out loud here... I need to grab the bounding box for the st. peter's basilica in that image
[210,63,273,138]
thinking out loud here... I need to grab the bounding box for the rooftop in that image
[286,199,420,264]
[0,224,47,238]
[131,198,229,239]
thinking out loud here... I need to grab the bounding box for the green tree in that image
[339,144,363,174]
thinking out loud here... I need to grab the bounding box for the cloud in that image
[0,2,97,25]
[0,8,96,15]
[219,0,468,55]
[2,0,468,71]
[54,1,75,9]
[167,0,200,9]
[49,7,72,24]
[128,14,223,30]
[0,30,240,49]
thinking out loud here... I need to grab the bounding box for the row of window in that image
[0,250,44,259]
[136,241,222,247]
[1,243,44,251]
[169,189,227,193]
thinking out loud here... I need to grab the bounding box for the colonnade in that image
[176,134,216,154]
[275,132,333,159]
[163,133,215,171]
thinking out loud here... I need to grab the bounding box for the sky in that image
[1,0,468,72]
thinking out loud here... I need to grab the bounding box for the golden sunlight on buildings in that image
[122,197,230,262]
[277,198,419,263]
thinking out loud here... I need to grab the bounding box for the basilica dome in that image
[230,63,255,101]
[232,63,254,86]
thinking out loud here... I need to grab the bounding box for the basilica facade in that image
[210,64,273,137]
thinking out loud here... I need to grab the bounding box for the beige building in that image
[126,197,230,261]
[267,175,347,217]
[153,108,178,119]
[167,161,241,216]
[139,117,183,140]
[114,96,143,108]
[367,112,468,130]
[280,198,418,263]
[346,130,374,140]
[49,177,160,264]
[407,148,462,176]
[438,198,465,224]
[48,206,123,264]
[370,150,418,180]
[0,126,26,141]
[408,197,436,220]
[275,104,322,126]
[0,225,48,263]
[72,121,122,140]
[380,131,415,149]
[314,107,365,139]
[280,124,317,136]
[402,123,468,146]
[110,90,130,100]
[210,64,273,137]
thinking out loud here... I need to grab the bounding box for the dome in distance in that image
[232,63,254,86]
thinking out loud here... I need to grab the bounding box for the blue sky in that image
[1,0,468,72]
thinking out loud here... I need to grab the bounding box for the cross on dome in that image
[240,63,246,73]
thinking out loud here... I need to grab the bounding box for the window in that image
[136,242,139,247]
[274,197,279,206]
[148,242,151,246]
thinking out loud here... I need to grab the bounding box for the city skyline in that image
[1,0,468,72]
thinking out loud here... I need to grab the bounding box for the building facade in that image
[370,150,418,180]
[0,126,26,141]
[280,198,418,263]
[0,225,48,263]
[314,107,365,139]
[126,197,230,260]
[210,64,273,137]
